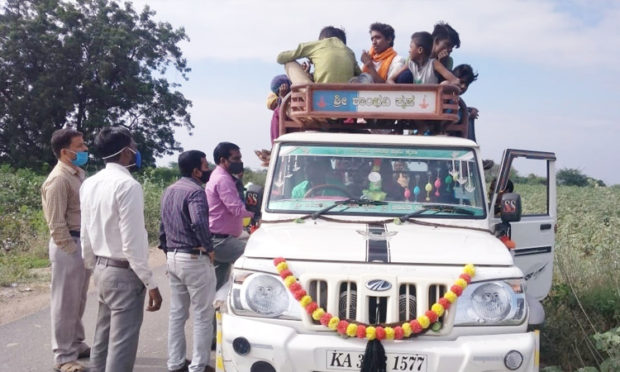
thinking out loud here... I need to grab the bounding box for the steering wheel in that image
[303,184,353,198]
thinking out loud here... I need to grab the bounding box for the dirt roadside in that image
[0,248,167,326]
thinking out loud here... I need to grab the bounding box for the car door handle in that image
[540,224,552,230]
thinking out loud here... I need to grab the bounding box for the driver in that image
[291,157,345,198]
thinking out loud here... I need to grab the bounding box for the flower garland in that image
[273,257,475,341]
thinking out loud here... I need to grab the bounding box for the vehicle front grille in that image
[399,284,417,321]
[308,280,328,310]
[303,277,450,329]
[338,281,357,319]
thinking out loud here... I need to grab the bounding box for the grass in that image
[516,183,620,370]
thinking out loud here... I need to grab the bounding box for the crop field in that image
[0,166,618,371]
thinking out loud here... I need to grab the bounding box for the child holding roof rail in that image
[388,31,460,86]
[388,32,461,135]
[395,21,461,84]
[452,64,480,141]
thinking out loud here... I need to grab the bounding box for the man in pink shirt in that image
[206,142,254,289]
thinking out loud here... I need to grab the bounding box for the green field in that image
[0,166,618,370]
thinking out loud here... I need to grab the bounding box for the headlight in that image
[229,270,302,320]
[455,280,527,326]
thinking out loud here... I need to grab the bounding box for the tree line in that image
[0,0,192,169]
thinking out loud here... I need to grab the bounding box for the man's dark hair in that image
[51,128,83,159]
[432,22,460,48]
[369,22,395,47]
[453,64,479,85]
[319,26,347,44]
[178,150,206,178]
[411,32,433,57]
[94,126,132,163]
[213,142,240,164]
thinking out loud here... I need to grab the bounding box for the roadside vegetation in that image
[0,164,616,371]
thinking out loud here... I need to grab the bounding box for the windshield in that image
[267,144,486,219]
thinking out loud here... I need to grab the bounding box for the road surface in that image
[0,262,213,372]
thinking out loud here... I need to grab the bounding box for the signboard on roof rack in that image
[312,89,437,114]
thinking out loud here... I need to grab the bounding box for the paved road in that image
[0,262,211,372]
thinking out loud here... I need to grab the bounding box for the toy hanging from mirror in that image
[425,172,433,201]
[456,160,467,185]
[450,153,460,180]
[444,172,453,193]
[397,171,411,201]
[464,161,476,193]
[434,168,442,197]
[292,155,301,172]
[413,174,421,202]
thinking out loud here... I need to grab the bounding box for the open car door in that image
[490,149,557,301]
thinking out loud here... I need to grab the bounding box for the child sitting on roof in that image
[267,74,291,144]
[432,22,460,72]
[277,26,361,85]
[388,32,460,85]
[452,64,479,141]
[394,22,461,84]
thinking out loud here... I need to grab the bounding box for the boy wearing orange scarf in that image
[358,23,404,83]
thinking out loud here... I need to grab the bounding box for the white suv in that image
[217,131,556,372]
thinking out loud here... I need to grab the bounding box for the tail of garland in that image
[360,339,386,372]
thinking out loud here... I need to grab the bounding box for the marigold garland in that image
[273,257,475,341]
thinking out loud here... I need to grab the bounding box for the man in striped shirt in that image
[41,128,91,372]
[159,150,216,372]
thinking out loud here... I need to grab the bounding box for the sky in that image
[129,0,620,185]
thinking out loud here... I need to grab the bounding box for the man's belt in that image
[213,233,229,239]
[96,256,130,269]
[69,230,80,238]
[170,247,206,255]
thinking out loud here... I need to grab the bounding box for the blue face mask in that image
[68,150,89,167]
[127,148,142,169]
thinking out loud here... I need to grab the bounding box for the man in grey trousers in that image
[81,127,162,372]
[41,128,91,372]
[159,150,216,372]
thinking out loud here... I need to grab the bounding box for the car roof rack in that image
[278,83,470,138]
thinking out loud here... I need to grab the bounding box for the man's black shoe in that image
[169,359,191,372]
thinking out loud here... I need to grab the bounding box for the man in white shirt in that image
[81,126,162,372]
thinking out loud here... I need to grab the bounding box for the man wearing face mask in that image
[41,128,91,372]
[206,142,254,290]
[80,126,162,372]
[159,150,216,372]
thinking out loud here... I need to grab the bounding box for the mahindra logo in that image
[366,279,392,291]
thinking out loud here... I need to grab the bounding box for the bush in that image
[540,185,620,370]
[0,165,50,285]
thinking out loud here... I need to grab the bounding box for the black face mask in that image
[228,161,244,175]
[199,169,212,184]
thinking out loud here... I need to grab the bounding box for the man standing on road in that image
[159,150,216,372]
[206,142,254,289]
[41,128,91,372]
[80,127,162,372]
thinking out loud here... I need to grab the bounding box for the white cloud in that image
[158,97,273,169]
[477,109,618,184]
[132,0,620,70]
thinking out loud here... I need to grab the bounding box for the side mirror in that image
[245,184,264,218]
[500,192,521,222]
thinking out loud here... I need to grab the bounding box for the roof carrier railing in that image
[279,83,469,138]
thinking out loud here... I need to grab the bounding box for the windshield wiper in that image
[311,198,388,220]
[399,204,475,222]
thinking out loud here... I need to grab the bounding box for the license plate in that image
[326,350,428,371]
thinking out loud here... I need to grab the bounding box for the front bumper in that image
[219,313,539,372]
